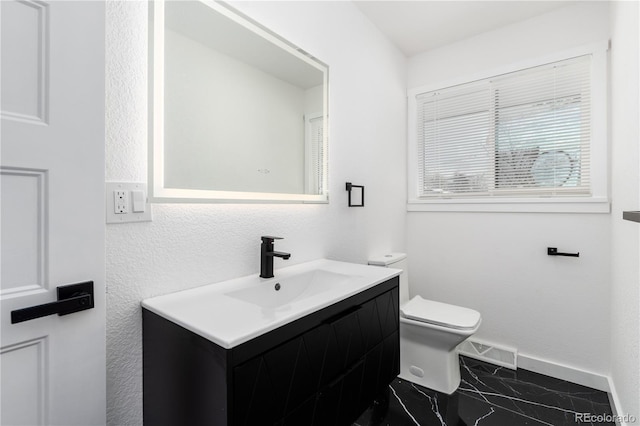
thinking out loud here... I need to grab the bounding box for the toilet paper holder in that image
[547,247,579,257]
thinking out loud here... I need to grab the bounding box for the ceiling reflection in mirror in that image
[149,0,329,203]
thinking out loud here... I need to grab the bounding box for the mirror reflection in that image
[149,0,329,202]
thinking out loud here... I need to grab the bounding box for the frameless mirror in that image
[149,0,329,203]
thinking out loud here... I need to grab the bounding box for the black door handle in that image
[11,281,94,324]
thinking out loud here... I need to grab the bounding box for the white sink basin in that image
[142,259,401,349]
[225,269,351,309]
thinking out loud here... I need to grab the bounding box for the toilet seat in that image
[400,296,481,330]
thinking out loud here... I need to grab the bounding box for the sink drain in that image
[274,283,281,291]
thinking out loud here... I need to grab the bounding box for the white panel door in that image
[1,1,106,425]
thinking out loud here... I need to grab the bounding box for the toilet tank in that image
[368,253,409,305]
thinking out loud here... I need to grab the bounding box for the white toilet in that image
[368,253,481,394]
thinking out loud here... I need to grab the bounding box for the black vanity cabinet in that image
[143,277,399,426]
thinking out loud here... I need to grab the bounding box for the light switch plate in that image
[106,182,152,224]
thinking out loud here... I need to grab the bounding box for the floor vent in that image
[457,339,518,370]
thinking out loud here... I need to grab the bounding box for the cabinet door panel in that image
[336,360,365,425]
[376,290,399,338]
[359,343,383,413]
[262,337,301,417]
[278,339,315,414]
[357,298,383,351]
[301,324,327,377]
[313,376,342,426]
[390,287,399,324]
[331,308,365,370]
[233,357,279,426]
[281,394,316,426]
[302,323,341,389]
[379,331,400,388]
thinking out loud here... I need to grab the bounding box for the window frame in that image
[407,42,609,213]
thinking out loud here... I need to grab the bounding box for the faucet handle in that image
[261,236,283,243]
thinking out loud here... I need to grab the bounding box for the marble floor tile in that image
[354,356,614,426]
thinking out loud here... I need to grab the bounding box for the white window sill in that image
[407,197,610,213]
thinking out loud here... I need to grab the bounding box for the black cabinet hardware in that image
[547,247,579,257]
[11,281,94,324]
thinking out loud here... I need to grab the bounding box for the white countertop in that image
[141,259,401,349]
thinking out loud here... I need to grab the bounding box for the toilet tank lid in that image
[368,253,407,266]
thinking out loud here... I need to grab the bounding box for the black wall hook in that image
[547,247,579,257]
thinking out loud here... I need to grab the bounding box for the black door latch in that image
[11,281,94,324]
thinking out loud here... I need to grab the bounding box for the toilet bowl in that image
[368,253,481,394]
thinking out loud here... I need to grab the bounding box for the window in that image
[408,44,608,213]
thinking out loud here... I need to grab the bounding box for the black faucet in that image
[260,236,291,278]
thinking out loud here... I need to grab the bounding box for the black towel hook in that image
[345,182,365,207]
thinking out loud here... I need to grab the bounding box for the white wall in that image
[105,1,406,424]
[609,1,639,419]
[408,2,610,89]
[407,2,613,378]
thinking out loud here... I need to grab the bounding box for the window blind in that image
[416,55,591,198]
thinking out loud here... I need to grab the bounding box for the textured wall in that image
[105,1,406,424]
[406,3,613,376]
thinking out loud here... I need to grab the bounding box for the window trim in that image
[407,41,609,213]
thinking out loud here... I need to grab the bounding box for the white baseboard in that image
[515,353,610,392]
[607,377,636,426]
